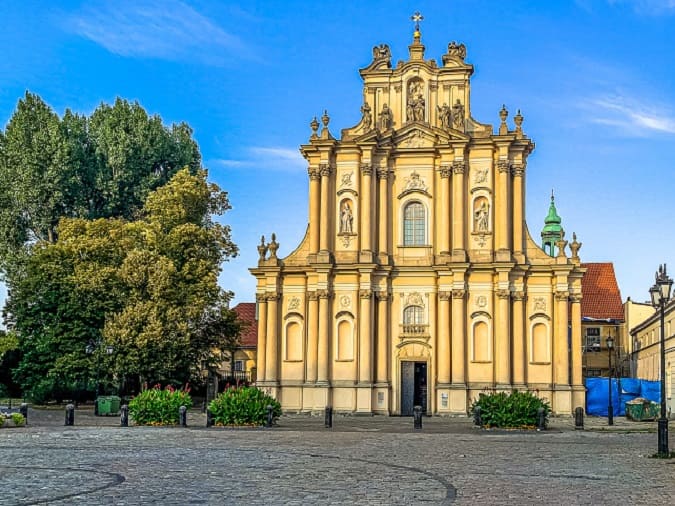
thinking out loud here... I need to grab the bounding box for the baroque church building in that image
[251,22,586,415]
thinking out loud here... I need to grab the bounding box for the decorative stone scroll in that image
[497,160,510,174]
[359,289,373,299]
[439,164,451,178]
[452,160,465,175]
[316,289,332,299]
[319,163,332,177]
[555,291,570,302]
[439,291,451,302]
[360,163,373,176]
[496,289,510,300]
[452,289,466,299]
[307,166,321,181]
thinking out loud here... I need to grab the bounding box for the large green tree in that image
[0,92,201,275]
[7,169,239,401]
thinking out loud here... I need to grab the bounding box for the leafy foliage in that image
[10,412,25,427]
[128,384,193,425]
[208,387,281,427]
[7,169,239,401]
[471,390,550,429]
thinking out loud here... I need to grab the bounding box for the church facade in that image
[250,24,586,415]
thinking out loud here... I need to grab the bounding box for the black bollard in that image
[65,404,75,426]
[324,406,333,429]
[536,407,546,431]
[206,409,214,428]
[120,405,129,427]
[20,403,28,425]
[474,406,482,427]
[265,405,274,428]
[179,405,188,427]
[413,405,423,430]
[574,406,584,430]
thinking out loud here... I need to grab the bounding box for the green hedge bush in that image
[471,390,550,429]
[128,384,192,425]
[208,386,281,426]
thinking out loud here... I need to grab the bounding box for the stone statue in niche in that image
[360,102,372,131]
[437,103,451,129]
[474,198,489,232]
[407,80,425,122]
[340,200,354,234]
[379,104,393,130]
[452,99,465,130]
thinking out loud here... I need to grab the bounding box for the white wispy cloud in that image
[607,0,675,14]
[586,95,675,135]
[210,147,305,172]
[66,0,248,65]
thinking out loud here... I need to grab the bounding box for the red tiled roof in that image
[232,302,257,348]
[580,263,624,321]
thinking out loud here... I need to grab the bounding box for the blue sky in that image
[1,0,674,315]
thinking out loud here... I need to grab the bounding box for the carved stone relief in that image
[340,171,354,189]
[533,297,546,312]
[339,295,351,309]
[404,171,428,193]
[287,297,300,311]
[475,295,487,308]
[473,167,488,185]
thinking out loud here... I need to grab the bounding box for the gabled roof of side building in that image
[232,302,257,348]
[580,262,624,322]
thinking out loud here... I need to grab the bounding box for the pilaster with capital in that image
[376,167,389,258]
[511,290,526,386]
[451,288,466,384]
[437,291,452,384]
[511,164,525,257]
[496,160,510,252]
[308,167,321,253]
[317,289,331,383]
[452,161,466,254]
[438,165,451,254]
[554,290,569,386]
[255,294,268,383]
[375,290,390,383]
[495,288,511,385]
[570,293,583,388]
[360,163,373,253]
[359,288,373,384]
[265,293,280,382]
[319,164,332,252]
[306,291,319,383]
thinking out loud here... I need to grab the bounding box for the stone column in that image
[319,164,331,252]
[511,164,525,258]
[376,166,389,259]
[451,289,466,385]
[439,165,451,255]
[265,293,279,382]
[496,160,510,253]
[317,289,331,383]
[452,161,466,258]
[308,167,321,254]
[554,291,570,385]
[375,291,390,383]
[358,290,373,384]
[511,291,526,388]
[360,163,373,254]
[306,291,319,383]
[570,294,583,392]
[255,294,267,382]
[495,289,511,387]
[437,291,451,384]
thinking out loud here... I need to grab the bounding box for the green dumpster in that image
[625,398,659,421]
[96,396,112,416]
[108,396,121,415]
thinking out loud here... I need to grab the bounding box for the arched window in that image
[403,201,425,245]
[403,305,424,325]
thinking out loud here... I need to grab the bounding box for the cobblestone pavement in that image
[0,407,673,505]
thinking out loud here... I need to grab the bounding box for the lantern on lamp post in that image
[650,263,672,457]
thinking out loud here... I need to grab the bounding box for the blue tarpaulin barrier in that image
[585,378,661,417]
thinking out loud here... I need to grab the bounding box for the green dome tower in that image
[541,191,563,256]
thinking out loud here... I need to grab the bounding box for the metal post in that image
[474,406,482,427]
[574,407,584,430]
[206,409,214,428]
[20,403,28,425]
[324,406,333,428]
[536,407,546,430]
[413,405,422,430]
[658,301,669,456]
[179,405,188,427]
[608,348,614,426]
[265,405,274,428]
[120,405,129,427]
[65,404,75,426]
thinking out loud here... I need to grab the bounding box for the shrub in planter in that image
[10,413,25,427]
[471,390,550,429]
[208,386,281,426]
[128,384,192,426]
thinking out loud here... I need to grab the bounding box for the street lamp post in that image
[650,263,672,457]
[607,335,614,426]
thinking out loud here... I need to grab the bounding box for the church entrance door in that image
[400,361,427,416]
